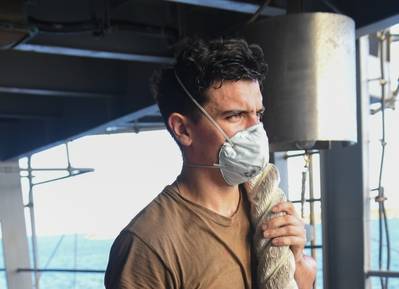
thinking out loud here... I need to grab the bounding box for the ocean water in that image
[0,219,398,289]
[0,235,113,289]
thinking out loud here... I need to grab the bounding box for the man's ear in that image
[168,112,192,146]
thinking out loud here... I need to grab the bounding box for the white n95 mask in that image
[175,72,269,186]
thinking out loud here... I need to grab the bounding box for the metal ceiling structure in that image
[1,2,399,289]
[0,0,398,160]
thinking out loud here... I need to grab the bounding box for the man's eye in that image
[257,111,265,121]
[226,113,243,120]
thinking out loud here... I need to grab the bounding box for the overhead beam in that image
[15,44,175,64]
[0,49,159,159]
[165,0,285,16]
[0,86,114,99]
[78,104,162,136]
[0,101,158,160]
[356,14,399,38]
[0,95,60,120]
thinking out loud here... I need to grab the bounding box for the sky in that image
[19,131,182,238]
[16,24,399,239]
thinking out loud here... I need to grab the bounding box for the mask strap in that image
[174,71,233,145]
[184,162,222,169]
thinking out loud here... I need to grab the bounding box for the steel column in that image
[0,161,32,289]
[319,37,371,289]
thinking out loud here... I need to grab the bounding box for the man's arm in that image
[104,230,176,289]
[262,202,317,289]
[294,255,317,289]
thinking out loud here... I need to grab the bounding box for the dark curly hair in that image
[150,37,268,136]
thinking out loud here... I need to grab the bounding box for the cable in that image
[374,31,391,289]
[319,0,342,14]
[246,0,272,25]
[29,236,66,289]
[104,0,111,36]
[371,237,399,254]
[224,0,272,36]
[299,152,317,289]
[27,17,100,34]
[27,156,40,289]
[300,154,309,219]
[27,17,178,40]
[42,235,65,271]
[73,234,78,289]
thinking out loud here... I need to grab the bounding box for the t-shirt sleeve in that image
[104,230,176,289]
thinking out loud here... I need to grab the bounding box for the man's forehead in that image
[205,80,263,110]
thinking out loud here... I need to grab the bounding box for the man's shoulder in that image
[123,184,188,245]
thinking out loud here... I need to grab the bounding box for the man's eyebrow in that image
[220,107,265,116]
[220,109,246,116]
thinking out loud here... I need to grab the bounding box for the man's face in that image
[187,79,265,165]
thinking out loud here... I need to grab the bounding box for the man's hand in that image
[261,201,306,260]
[261,202,316,289]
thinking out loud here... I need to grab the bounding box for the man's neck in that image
[177,167,240,217]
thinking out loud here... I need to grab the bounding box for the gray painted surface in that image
[1,0,398,160]
[243,13,358,151]
[0,161,32,289]
[320,36,371,289]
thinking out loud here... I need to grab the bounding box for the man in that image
[104,38,316,289]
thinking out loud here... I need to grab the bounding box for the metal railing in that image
[366,271,399,278]
[17,268,105,274]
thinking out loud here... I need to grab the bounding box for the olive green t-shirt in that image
[104,183,253,289]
